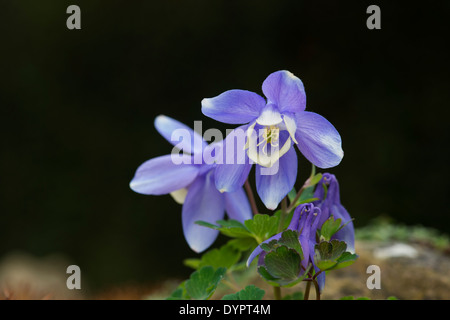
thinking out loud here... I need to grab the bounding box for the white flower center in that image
[245,122,292,168]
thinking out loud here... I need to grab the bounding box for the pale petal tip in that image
[154,114,168,122]
[261,197,279,210]
[129,180,140,192]
[190,245,202,254]
[285,70,297,79]
[170,188,188,204]
[201,98,212,109]
[189,240,210,253]
[129,181,148,195]
[154,114,171,128]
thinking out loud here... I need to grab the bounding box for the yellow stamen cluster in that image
[257,125,280,154]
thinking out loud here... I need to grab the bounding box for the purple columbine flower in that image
[129,115,252,253]
[201,70,343,210]
[313,173,355,253]
[246,203,326,290]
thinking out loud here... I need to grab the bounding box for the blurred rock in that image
[373,243,419,260]
[323,240,450,300]
[0,252,83,300]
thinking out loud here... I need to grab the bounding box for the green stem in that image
[226,271,242,291]
[310,163,316,178]
[304,281,312,300]
[287,164,316,212]
[304,267,321,300]
[273,286,282,300]
[287,185,306,212]
[312,278,321,300]
[222,279,241,292]
[244,179,259,216]
[312,270,323,281]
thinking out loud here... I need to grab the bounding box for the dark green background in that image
[1,1,448,293]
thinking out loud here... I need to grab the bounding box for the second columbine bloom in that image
[129,115,252,253]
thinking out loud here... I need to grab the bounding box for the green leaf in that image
[314,240,358,271]
[332,252,358,270]
[221,228,254,238]
[258,266,280,282]
[245,214,279,242]
[257,266,282,287]
[183,258,201,269]
[289,187,321,209]
[273,210,294,230]
[281,264,311,288]
[216,220,254,238]
[309,173,323,187]
[316,240,347,261]
[228,261,247,272]
[222,285,265,300]
[340,295,372,300]
[299,187,315,203]
[314,240,344,270]
[264,246,302,281]
[296,197,319,205]
[183,243,243,270]
[166,281,190,300]
[184,266,226,300]
[216,219,247,229]
[316,260,338,271]
[282,291,304,300]
[320,216,343,241]
[278,230,303,259]
[198,244,241,269]
[321,183,328,200]
[195,220,220,230]
[260,230,304,260]
[288,173,322,207]
[287,188,297,203]
[227,237,258,252]
[292,291,305,300]
[256,230,310,287]
[195,219,253,238]
[291,184,317,207]
[260,239,279,252]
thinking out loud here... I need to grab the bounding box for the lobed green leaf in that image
[222,285,265,300]
[245,214,279,243]
[184,266,227,300]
